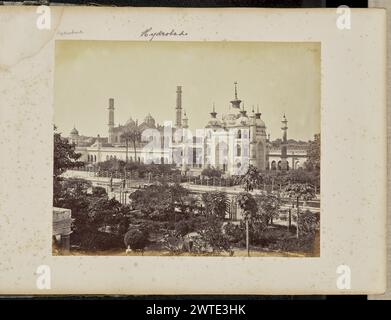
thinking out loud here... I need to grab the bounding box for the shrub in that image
[72,230,123,251]
[124,228,150,252]
[201,167,222,178]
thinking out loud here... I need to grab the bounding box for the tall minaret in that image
[281,113,288,171]
[108,98,115,144]
[176,86,182,128]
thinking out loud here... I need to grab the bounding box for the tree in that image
[198,215,231,254]
[201,191,229,219]
[124,228,150,254]
[121,126,141,163]
[305,133,320,171]
[254,193,281,226]
[236,192,258,256]
[284,183,316,208]
[284,183,316,238]
[53,126,84,204]
[239,165,260,191]
[53,126,84,178]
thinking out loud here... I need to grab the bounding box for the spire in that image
[240,102,247,117]
[182,110,189,128]
[255,104,262,119]
[230,81,242,109]
[210,103,217,118]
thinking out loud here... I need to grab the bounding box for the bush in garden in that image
[124,228,150,253]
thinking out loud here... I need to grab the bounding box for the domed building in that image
[72,83,309,173]
[203,83,268,175]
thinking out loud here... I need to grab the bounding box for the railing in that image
[72,165,320,193]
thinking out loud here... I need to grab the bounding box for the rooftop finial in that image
[210,103,217,118]
[234,81,238,100]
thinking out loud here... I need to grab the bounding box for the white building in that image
[69,83,309,175]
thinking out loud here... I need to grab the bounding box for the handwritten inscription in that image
[57,30,84,36]
[140,27,188,41]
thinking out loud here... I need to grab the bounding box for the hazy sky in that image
[54,40,320,141]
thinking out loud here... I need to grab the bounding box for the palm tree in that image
[201,191,229,219]
[240,165,261,192]
[121,126,141,163]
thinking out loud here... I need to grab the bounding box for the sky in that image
[53,40,320,141]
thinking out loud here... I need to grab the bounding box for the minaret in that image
[281,114,289,171]
[108,98,115,144]
[176,86,182,128]
[230,82,242,109]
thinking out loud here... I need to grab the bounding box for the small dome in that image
[206,118,222,128]
[125,117,136,127]
[142,113,156,128]
[235,113,249,126]
[222,112,239,126]
[70,127,79,135]
[256,118,266,128]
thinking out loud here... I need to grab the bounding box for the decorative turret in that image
[230,82,242,109]
[182,110,189,129]
[206,103,222,129]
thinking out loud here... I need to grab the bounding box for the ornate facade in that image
[69,83,309,175]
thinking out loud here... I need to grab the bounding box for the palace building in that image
[69,84,309,175]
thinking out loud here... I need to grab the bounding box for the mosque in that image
[69,83,309,176]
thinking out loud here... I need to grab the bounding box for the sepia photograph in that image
[52,40,321,257]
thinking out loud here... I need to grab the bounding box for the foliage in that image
[254,193,282,226]
[96,159,179,178]
[239,165,261,191]
[124,227,150,252]
[198,216,231,253]
[236,192,258,220]
[299,210,320,237]
[201,167,222,178]
[284,183,316,203]
[224,222,245,245]
[305,134,320,171]
[201,191,229,219]
[121,126,142,161]
[53,126,84,205]
[53,126,84,179]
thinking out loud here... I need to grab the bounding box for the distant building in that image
[68,83,310,175]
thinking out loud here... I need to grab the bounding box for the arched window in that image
[138,157,141,163]
[161,157,164,164]
[236,144,241,157]
[237,130,241,139]
[94,155,97,162]
[271,161,277,170]
[110,155,113,160]
[114,155,117,160]
[106,155,109,161]
[278,161,281,170]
